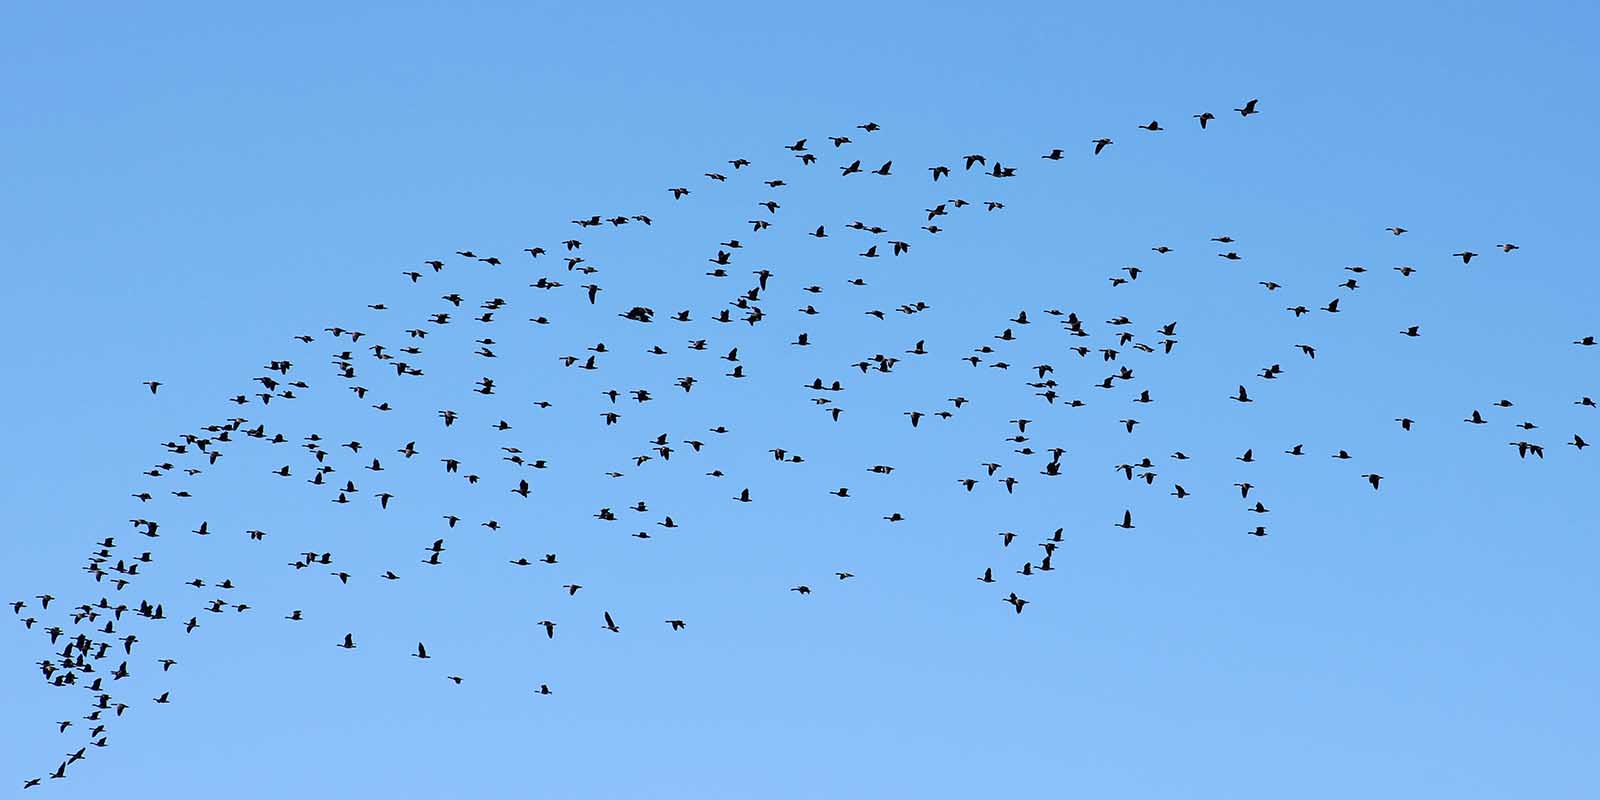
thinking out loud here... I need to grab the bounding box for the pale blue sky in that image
[3,2,1597,797]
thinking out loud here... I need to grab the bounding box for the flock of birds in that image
[11,97,1595,788]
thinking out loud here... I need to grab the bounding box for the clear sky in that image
[3,2,1598,797]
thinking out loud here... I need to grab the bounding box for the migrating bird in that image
[17,97,1579,789]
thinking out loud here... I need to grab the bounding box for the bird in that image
[17,95,1579,791]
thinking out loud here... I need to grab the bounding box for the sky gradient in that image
[3,2,1598,798]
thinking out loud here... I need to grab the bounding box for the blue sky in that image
[3,2,1598,797]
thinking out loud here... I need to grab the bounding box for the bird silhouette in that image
[19,93,1587,792]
